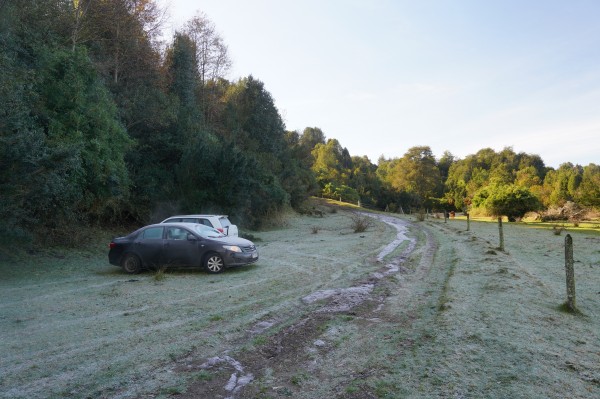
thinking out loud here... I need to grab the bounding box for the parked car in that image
[108,223,258,274]
[160,215,239,236]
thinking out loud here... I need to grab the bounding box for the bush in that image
[472,184,541,221]
[350,212,372,233]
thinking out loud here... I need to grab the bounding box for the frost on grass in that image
[4,207,599,399]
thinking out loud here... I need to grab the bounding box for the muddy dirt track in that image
[153,213,600,399]
[1,208,599,398]
[167,214,427,399]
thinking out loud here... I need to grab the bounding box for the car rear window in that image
[219,217,231,227]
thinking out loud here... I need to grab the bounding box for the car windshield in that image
[192,224,225,238]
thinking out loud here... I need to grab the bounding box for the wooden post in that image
[466,212,470,231]
[444,210,448,223]
[498,216,504,251]
[564,234,576,311]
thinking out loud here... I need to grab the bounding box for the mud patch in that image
[301,284,374,313]
[200,356,254,399]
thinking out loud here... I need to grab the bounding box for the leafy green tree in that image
[35,46,132,221]
[282,130,319,207]
[472,184,541,221]
[437,150,455,182]
[348,155,381,207]
[1,1,132,234]
[542,163,583,206]
[75,0,174,220]
[220,76,286,159]
[322,183,360,203]
[444,147,548,211]
[299,127,326,153]
[0,5,52,235]
[311,138,351,188]
[388,146,442,207]
[575,164,600,207]
[83,0,163,86]
[216,76,303,223]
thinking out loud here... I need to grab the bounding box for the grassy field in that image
[1,204,599,398]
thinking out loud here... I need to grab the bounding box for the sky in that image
[157,0,600,168]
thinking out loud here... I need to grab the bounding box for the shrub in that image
[153,266,167,281]
[472,184,541,221]
[350,212,372,233]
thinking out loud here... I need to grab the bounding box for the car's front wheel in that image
[121,253,142,274]
[204,253,225,274]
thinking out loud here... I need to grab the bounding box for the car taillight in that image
[217,228,224,233]
[109,242,117,249]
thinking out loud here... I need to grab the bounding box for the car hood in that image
[210,235,255,247]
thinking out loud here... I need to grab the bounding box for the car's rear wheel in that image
[121,253,142,274]
[204,253,225,274]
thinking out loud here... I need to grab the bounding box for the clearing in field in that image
[0,204,598,398]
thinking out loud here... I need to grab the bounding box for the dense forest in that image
[1,0,598,243]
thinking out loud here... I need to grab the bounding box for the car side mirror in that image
[187,234,198,241]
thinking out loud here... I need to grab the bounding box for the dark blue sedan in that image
[109,223,258,274]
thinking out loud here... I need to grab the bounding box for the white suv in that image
[160,215,239,236]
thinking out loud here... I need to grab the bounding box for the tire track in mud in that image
[171,213,436,399]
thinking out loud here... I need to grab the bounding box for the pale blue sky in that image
[159,0,600,168]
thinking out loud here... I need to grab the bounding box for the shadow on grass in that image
[97,263,260,277]
[556,302,586,317]
[95,267,124,276]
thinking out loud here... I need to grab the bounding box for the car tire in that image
[121,253,142,274]
[204,252,225,274]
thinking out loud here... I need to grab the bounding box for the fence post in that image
[564,234,576,311]
[497,216,504,251]
[466,212,470,231]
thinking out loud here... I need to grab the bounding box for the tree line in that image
[311,137,599,221]
[1,1,598,243]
